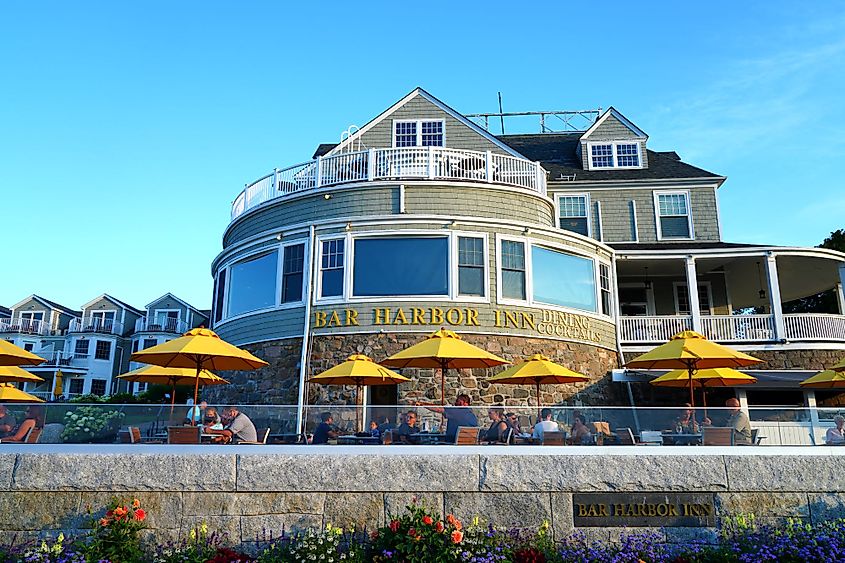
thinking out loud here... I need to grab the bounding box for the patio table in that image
[410,432,448,445]
[661,432,702,446]
[337,435,381,445]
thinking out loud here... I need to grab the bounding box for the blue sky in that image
[1,2,843,310]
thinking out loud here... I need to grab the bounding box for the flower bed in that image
[2,500,845,562]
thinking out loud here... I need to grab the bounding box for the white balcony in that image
[0,318,51,336]
[620,313,845,344]
[134,316,189,334]
[231,147,547,220]
[28,351,88,372]
[68,317,124,335]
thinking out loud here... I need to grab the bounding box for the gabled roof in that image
[11,295,80,316]
[329,87,526,158]
[312,143,337,159]
[580,107,648,140]
[145,292,208,316]
[81,294,144,315]
[498,133,722,182]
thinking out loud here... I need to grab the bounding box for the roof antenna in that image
[498,92,505,135]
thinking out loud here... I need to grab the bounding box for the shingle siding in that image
[579,114,649,170]
[215,308,306,346]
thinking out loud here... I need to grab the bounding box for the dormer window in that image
[394,120,444,147]
[588,142,642,169]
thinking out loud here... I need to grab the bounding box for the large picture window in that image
[531,246,597,312]
[320,240,345,298]
[458,237,485,297]
[226,251,279,317]
[353,237,449,296]
[500,240,526,300]
[282,243,305,303]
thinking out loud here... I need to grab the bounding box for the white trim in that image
[554,192,591,238]
[152,309,181,322]
[653,190,695,241]
[453,231,491,303]
[586,140,644,170]
[80,294,143,315]
[391,118,445,148]
[330,88,526,158]
[145,293,205,316]
[672,281,714,315]
[314,233,350,304]
[18,310,46,323]
[714,186,723,241]
[581,107,648,140]
[595,201,603,242]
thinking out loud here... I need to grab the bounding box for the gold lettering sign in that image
[313,306,605,345]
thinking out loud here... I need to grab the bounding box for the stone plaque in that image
[573,493,716,527]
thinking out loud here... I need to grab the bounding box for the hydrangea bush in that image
[60,407,125,443]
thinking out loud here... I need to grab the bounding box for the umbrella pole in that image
[536,380,541,423]
[192,358,202,426]
[702,384,708,419]
[688,364,695,409]
[440,359,448,430]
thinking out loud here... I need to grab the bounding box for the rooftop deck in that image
[231,147,547,220]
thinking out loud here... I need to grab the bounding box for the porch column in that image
[765,253,785,341]
[838,265,845,314]
[684,256,702,332]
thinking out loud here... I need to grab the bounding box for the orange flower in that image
[132,499,141,509]
[446,514,456,525]
[422,515,433,526]
[414,534,422,541]
[114,506,127,517]
[99,518,109,527]
[134,509,146,522]
[451,530,463,544]
[435,521,444,533]
[453,518,463,531]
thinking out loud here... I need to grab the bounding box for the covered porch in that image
[615,246,845,345]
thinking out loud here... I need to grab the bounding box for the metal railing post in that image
[367,148,376,181]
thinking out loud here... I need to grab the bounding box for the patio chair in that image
[25,427,42,444]
[614,428,637,445]
[454,426,482,445]
[167,426,200,444]
[382,430,393,445]
[750,428,767,446]
[238,427,270,445]
[542,431,565,446]
[640,430,664,445]
[702,427,734,446]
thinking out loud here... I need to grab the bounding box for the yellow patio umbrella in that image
[626,330,762,408]
[382,328,509,405]
[117,365,229,414]
[0,366,45,384]
[53,369,63,399]
[800,370,845,389]
[0,340,46,367]
[650,367,757,414]
[309,354,411,430]
[829,358,845,373]
[488,354,589,418]
[0,383,44,403]
[129,328,267,418]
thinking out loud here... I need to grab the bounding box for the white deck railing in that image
[784,313,845,341]
[231,147,547,220]
[621,313,845,344]
[618,316,693,343]
[134,316,189,334]
[68,317,124,335]
[701,314,775,342]
[0,319,50,335]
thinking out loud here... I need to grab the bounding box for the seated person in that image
[674,403,700,433]
[369,420,380,438]
[206,406,257,444]
[3,405,45,443]
[184,400,207,425]
[703,398,752,445]
[312,412,339,444]
[393,411,419,444]
[0,405,17,438]
[826,415,845,445]
[202,407,224,431]
[504,412,522,438]
[483,407,509,443]
[376,416,393,436]
[567,414,592,445]
[532,408,559,441]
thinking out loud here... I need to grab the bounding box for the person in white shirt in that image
[532,408,559,441]
[826,415,845,445]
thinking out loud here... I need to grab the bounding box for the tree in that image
[781,229,845,314]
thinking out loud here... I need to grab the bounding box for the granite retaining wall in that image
[2,445,844,548]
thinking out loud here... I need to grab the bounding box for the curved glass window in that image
[226,251,278,317]
[353,237,449,296]
[531,246,596,312]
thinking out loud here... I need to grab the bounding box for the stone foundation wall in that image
[205,333,621,408]
[2,446,845,548]
[749,348,845,371]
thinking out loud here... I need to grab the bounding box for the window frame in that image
[280,241,307,305]
[93,339,112,361]
[673,281,714,316]
[454,234,488,300]
[586,141,644,170]
[90,379,107,396]
[618,282,656,316]
[316,235,349,304]
[225,248,280,319]
[392,119,446,148]
[654,190,695,241]
[495,234,612,319]
[74,339,89,358]
[554,193,592,238]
